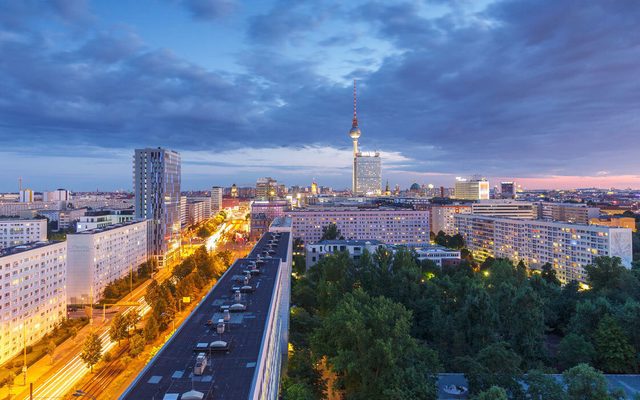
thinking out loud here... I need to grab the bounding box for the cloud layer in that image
[0,0,639,190]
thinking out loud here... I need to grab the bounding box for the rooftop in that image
[0,241,64,258]
[312,239,383,246]
[122,231,291,400]
[68,219,146,235]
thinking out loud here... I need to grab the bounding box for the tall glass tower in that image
[349,81,381,196]
[134,148,181,267]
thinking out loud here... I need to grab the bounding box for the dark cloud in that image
[177,0,235,20]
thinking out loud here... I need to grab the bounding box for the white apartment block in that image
[66,220,148,304]
[287,208,430,245]
[306,239,385,267]
[454,214,632,284]
[187,201,207,225]
[453,177,489,200]
[0,201,63,217]
[0,219,47,249]
[536,202,600,224]
[412,245,461,267]
[76,212,135,232]
[471,199,537,219]
[0,241,66,365]
[430,204,472,235]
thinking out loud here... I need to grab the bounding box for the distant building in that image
[43,189,71,202]
[306,239,385,268]
[454,213,633,284]
[256,177,278,200]
[471,199,536,219]
[211,186,223,213]
[288,207,430,245]
[411,244,461,267]
[66,220,148,304]
[454,176,490,200]
[187,200,207,225]
[590,216,637,232]
[430,204,472,235]
[76,210,134,232]
[537,202,600,224]
[187,196,212,219]
[500,182,516,199]
[250,200,289,239]
[133,148,181,268]
[230,183,238,198]
[19,189,34,203]
[0,218,47,248]
[0,241,66,365]
[180,195,187,227]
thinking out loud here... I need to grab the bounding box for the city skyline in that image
[1,1,640,191]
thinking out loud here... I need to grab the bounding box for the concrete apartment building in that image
[187,200,207,225]
[0,241,67,365]
[76,210,135,232]
[0,218,47,249]
[454,214,632,284]
[287,207,430,245]
[430,204,472,235]
[471,199,537,219]
[66,220,148,304]
[211,186,223,213]
[537,202,600,224]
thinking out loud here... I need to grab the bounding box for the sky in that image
[0,0,639,192]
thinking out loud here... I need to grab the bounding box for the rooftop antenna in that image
[18,177,22,192]
[352,79,358,127]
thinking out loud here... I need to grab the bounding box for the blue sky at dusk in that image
[0,0,639,192]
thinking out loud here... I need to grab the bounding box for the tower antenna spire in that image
[352,79,358,127]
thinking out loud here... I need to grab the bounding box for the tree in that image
[475,386,508,400]
[80,331,102,372]
[320,224,343,241]
[525,369,567,400]
[127,311,141,331]
[281,379,316,400]
[462,342,522,397]
[46,340,56,365]
[593,315,636,373]
[144,314,160,342]
[584,256,626,293]
[557,333,595,371]
[129,333,146,358]
[541,263,561,286]
[109,313,129,344]
[563,364,610,400]
[311,289,439,400]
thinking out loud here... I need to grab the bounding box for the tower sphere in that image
[349,126,361,139]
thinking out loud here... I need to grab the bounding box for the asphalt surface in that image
[122,232,290,400]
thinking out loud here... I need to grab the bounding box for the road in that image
[15,219,232,400]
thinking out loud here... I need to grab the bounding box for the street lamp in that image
[73,389,97,400]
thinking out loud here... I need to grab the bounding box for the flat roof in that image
[68,219,146,235]
[122,232,290,400]
[312,239,383,246]
[0,241,63,258]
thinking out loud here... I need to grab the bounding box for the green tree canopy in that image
[80,331,103,372]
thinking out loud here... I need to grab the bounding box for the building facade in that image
[287,208,430,245]
[471,200,537,219]
[454,177,490,200]
[211,186,223,213]
[537,202,600,224]
[187,201,207,225]
[412,245,461,267]
[454,214,633,284]
[256,178,278,201]
[133,148,181,267]
[0,218,47,249]
[76,210,135,232]
[66,220,148,304]
[500,182,516,199]
[354,152,382,196]
[0,241,66,365]
[250,200,289,239]
[305,239,385,267]
[430,204,472,235]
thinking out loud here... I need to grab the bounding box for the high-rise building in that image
[430,204,472,235]
[256,177,278,200]
[453,176,490,200]
[0,241,66,365]
[500,182,516,199]
[454,214,633,284]
[133,148,181,268]
[211,186,223,213]
[43,189,71,202]
[349,80,382,196]
[19,189,34,203]
[230,183,238,198]
[536,202,600,224]
[0,218,47,248]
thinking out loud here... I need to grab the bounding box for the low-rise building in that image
[0,218,47,249]
[66,220,148,304]
[76,210,135,232]
[455,214,632,284]
[412,245,461,267]
[305,239,385,267]
[0,241,66,365]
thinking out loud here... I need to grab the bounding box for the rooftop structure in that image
[122,230,292,400]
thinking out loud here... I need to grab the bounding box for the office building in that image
[256,177,278,201]
[500,182,516,199]
[0,218,47,249]
[76,210,135,232]
[537,202,600,224]
[453,176,490,200]
[122,227,292,400]
[134,148,181,268]
[0,241,66,365]
[471,200,536,219]
[211,186,223,213]
[66,220,148,304]
[430,204,472,235]
[180,195,187,227]
[454,214,633,284]
[287,207,430,245]
[349,81,382,196]
[306,239,385,268]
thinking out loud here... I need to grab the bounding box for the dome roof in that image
[349,126,361,139]
[410,183,421,191]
